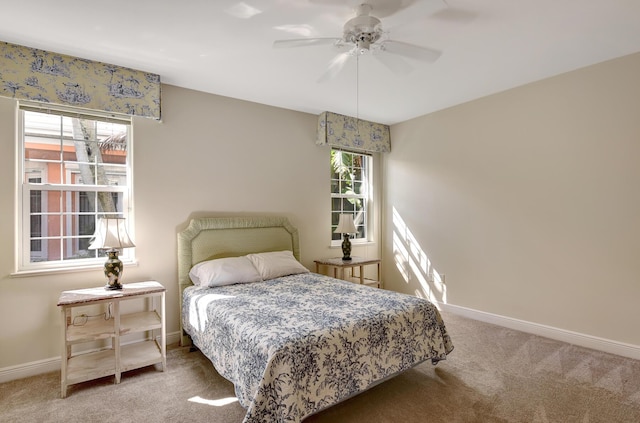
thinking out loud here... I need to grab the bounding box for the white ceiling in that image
[2,0,640,125]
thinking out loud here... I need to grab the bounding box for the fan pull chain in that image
[356,50,360,141]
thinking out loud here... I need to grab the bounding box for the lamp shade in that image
[334,214,357,234]
[89,217,135,250]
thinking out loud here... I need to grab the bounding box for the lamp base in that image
[103,250,124,290]
[341,233,352,261]
[104,283,123,291]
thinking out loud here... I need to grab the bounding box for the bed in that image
[178,216,453,423]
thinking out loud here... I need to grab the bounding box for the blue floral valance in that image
[0,41,161,120]
[316,111,390,153]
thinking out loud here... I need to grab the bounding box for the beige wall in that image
[0,85,379,372]
[2,52,639,376]
[383,52,640,345]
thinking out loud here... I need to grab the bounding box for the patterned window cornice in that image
[0,41,161,120]
[316,111,390,153]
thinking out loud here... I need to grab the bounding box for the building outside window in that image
[18,104,133,271]
[330,148,372,244]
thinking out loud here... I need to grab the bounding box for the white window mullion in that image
[21,184,32,269]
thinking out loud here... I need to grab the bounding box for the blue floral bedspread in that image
[182,273,453,423]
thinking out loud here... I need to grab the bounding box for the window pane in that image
[78,191,95,252]
[353,181,363,195]
[30,184,42,254]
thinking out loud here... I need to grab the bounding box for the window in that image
[18,104,133,271]
[330,149,372,243]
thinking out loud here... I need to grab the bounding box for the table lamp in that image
[334,214,357,261]
[89,217,135,290]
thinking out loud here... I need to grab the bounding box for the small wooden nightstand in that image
[314,257,381,288]
[57,281,166,398]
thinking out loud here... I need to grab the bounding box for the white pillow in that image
[246,250,309,280]
[189,256,263,287]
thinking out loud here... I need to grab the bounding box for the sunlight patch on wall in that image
[392,207,446,304]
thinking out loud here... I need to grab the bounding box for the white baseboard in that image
[4,310,639,384]
[0,357,61,385]
[439,302,640,360]
[0,331,182,384]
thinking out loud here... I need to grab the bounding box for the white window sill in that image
[10,260,139,278]
[329,240,377,249]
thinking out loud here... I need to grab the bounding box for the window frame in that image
[16,103,135,273]
[330,148,373,246]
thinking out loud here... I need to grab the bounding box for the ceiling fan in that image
[273,2,442,82]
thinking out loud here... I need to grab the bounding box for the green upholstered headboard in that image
[177,216,300,346]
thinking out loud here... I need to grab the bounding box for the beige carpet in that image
[2,311,639,423]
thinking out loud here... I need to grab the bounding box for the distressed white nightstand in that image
[314,257,382,288]
[57,281,166,398]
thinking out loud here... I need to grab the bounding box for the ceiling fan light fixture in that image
[346,32,379,51]
[343,9,383,51]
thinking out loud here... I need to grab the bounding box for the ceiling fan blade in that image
[317,52,351,83]
[308,0,348,4]
[431,7,478,23]
[373,52,413,75]
[308,0,414,15]
[380,40,442,63]
[383,0,448,28]
[273,38,342,49]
